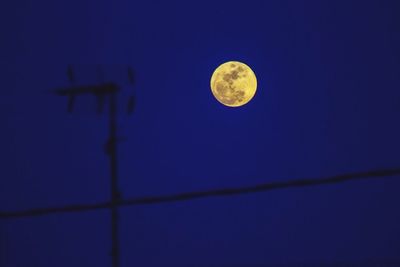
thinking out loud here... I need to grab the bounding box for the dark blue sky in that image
[1,0,400,266]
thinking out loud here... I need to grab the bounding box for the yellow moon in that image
[210,61,257,107]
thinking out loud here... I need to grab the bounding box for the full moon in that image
[210,61,257,107]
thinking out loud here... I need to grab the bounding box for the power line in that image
[1,167,400,219]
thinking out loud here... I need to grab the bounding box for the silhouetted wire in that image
[1,168,400,219]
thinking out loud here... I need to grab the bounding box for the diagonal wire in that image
[1,167,400,219]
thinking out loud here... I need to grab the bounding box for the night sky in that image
[1,0,400,266]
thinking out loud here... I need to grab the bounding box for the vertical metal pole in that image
[108,91,120,267]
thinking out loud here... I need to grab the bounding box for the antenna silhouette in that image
[53,65,135,267]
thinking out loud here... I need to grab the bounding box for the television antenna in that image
[53,65,136,267]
